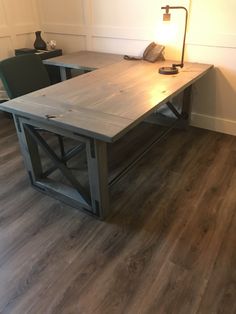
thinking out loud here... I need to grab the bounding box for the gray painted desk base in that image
[14,116,109,219]
[12,86,192,219]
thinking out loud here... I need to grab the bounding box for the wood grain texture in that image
[0,116,236,313]
[43,51,124,71]
[0,59,213,142]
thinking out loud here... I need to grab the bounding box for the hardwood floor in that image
[0,113,235,314]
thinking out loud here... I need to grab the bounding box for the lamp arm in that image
[162,6,188,68]
[173,7,188,68]
[176,7,188,68]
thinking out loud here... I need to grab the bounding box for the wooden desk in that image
[0,59,212,219]
[43,50,123,80]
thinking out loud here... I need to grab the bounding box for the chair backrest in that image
[0,54,51,99]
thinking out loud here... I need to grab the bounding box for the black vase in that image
[34,31,47,50]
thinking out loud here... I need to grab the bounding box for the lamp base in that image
[159,66,179,75]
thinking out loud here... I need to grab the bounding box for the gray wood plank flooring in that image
[0,114,235,314]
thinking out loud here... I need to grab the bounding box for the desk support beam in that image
[145,85,192,129]
[109,123,175,187]
[14,116,43,183]
[86,139,109,219]
[182,85,192,124]
[59,67,67,81]
[13,116,110,219]
[111,85,193,186]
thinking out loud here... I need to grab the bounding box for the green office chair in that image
[0,54,64,156]
[0,54,50,98]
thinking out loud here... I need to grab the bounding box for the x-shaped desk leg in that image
[14,116,110,219]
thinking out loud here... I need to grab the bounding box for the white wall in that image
[186,0,236,135]
[1,0,236,136]
[0,0,40,98]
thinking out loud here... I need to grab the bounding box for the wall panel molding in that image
[82,0,92,49]
[0,0,15,48]
[42,23,156,41]
[0,0,41,95]
[42,23,88,36]
[0,0,40,52]
[92,26,155,41]
[14,24,39,35]
[0,26,10,38]
[187,32,236,49]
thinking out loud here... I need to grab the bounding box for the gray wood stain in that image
[0,59,212,143]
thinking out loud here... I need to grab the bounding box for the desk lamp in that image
[159,5,188,75]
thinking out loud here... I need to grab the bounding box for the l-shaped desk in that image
[0,51,213,219]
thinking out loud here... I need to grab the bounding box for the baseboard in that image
[191,113,236,136]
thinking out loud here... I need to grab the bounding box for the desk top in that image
[43,50,123,70]
[0,59,213,143]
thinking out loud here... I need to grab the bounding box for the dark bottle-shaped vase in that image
[34,31,47,50]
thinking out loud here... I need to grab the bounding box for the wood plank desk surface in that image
[0,59,213,143]
[43,50,124,71]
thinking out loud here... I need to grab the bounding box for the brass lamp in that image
[159,5,188,75]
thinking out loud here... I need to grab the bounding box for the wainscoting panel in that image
[44,33,87,53]
[0,0,40,95]
[39,0,85,25]
[0,0,40,59]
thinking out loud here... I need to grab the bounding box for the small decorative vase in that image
[34,31,47,50]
